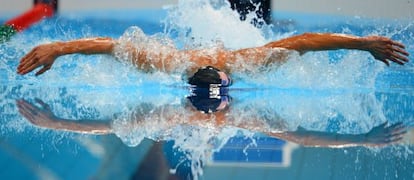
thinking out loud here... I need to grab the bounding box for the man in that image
[17,29,409,87]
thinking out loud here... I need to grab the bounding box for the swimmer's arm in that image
[18,36,180,74]
[185,33,409,68]
[263,33,409,65]
[18,37,115,75]
[53,37,115,55]
[264,33,368,54]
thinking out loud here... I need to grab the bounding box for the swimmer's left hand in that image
[363,36,410,66]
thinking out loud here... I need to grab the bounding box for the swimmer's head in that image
[188,66,232,88]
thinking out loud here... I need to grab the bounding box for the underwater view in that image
[1,0,413,179]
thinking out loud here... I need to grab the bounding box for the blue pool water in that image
[1,1,414,180]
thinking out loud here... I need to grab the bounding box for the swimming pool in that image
[1,1,414,180]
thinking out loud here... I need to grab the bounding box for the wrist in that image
[358,37,372,51]
[52,41,66,55]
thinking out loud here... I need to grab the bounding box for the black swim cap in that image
[188,66,222,88]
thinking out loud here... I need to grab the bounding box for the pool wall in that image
[1,0,413,19]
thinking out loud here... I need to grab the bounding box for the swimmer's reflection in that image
[16,93,406,148]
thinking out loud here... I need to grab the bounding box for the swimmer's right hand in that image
[17,43,60,76]
[363,36,409,66]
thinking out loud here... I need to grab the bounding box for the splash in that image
[163,0,271,49]
[1,0,413,179]
[160,0,410,91]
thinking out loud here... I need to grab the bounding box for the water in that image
[1,0,414,179]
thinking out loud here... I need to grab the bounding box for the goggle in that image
[216,95,231,111]
[203,66,232,87]
[220,74,232,87]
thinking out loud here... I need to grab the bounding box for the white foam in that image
[1,0,413,179]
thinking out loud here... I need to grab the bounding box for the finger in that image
[390,124,407,133]
[35,98,51,110]
[393,130,407,137]
[18,100,39,114]
[17,103,36,121]
[35,65,51,76]
[386,129,407,138]
[19,60,38,74]
[391,41,406,49]
[16,99,31,111]
[16,99,26,106]
[387,136,403,143]
[18,59,37,74]
[18,58,39,74]
[392,52,410,62]
[19,61,41,75]
[18,51,38,68]
[387,57,405,65]
[379,59,390,66]
[19,48,37,65]
[17,99,32,108]
[387,122,404,130]
[394,47,410,57]
[391,125,406,134]
[16,102,25,112]
[18,107,35,120]
[18,108,31,120]
[18,52,37,70]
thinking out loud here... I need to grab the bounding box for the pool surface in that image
[1,1,414,179]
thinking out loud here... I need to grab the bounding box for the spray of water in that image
[163,0,270,49]
[1,0,413,179]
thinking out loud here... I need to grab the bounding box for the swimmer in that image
[17,32,409,87]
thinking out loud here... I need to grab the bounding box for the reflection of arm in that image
[18,99,176,135]
[226,112,405,147]
[40,117,112,135]
[17,99,112,134]
[202,116,366,147]
[270,129,364,147]
[268,122,405,147]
